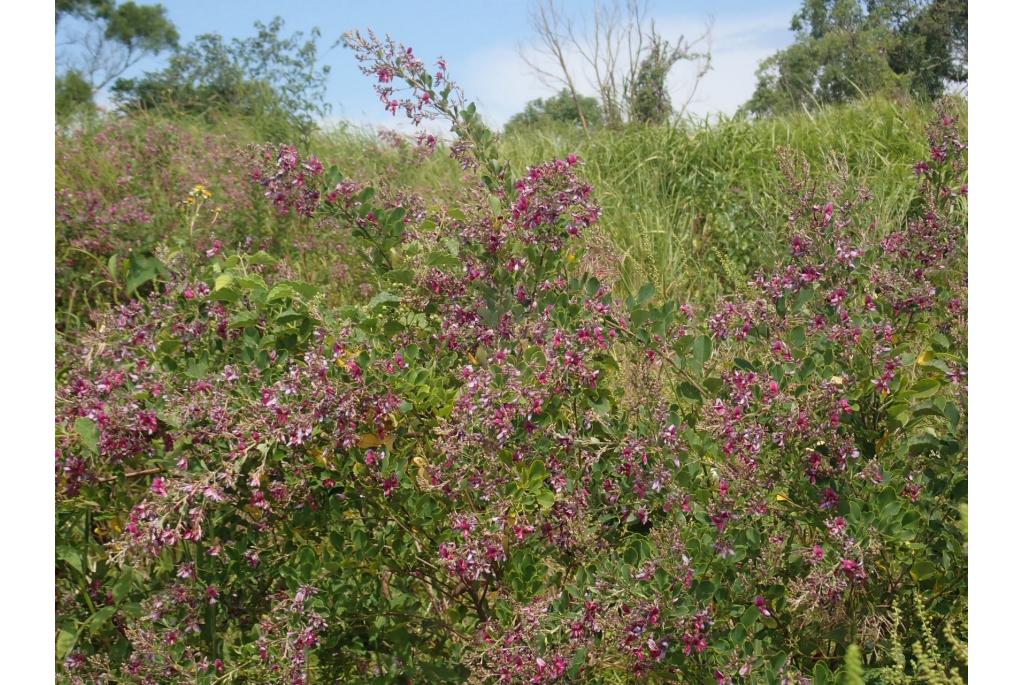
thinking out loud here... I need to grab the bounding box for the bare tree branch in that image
[520,0,592,134]
[521,0,713,128]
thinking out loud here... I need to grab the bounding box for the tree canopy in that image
[744,0,966,117]
[505,89,604,132]
[111,18,330,137]
[55,0,178,116]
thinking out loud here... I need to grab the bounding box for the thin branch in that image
[98,467,163,484]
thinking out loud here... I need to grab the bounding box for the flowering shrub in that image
[56,33,966,684]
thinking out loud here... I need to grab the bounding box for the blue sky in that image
[58,0,802,129]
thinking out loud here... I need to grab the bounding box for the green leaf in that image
[488,195,503,216]
[589,393,611,414]
[813,661,831,685]
[733,357,756,371]
[75,418,99,453]
[111,569,135,603]
[703,376,724,394]
[385,269,414,285]
[184,358,209,379]
[87,606,116,634]
[287,281,320,299]
[208,282,240,303]
[125,253,161,293]
[909,378,941,399]
[535,489,555,510]
[788,325,806,348]
[425,251,463,269]
[794,286,815,312]
[677,382,702,402]
[266,284,297,302]
[740,605,760,628]
[56,626,79,660]
[213,273,234,291]
[229,312,260,329]
[248,251,278,266]
[235,275,267,291]
[943,403,961,430]
[275,309,308,325]
[56,545,85,575]
[636,283,656,306]
[692,335,712,365]
[369,291,401,309]
[910,560,938,581]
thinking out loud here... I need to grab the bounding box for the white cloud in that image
[323,7,794,133]
[659,11,791,118]
[462,45,553,129]
[458,8,793,126]
[319,112,453,140]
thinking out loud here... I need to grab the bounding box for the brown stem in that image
[97,467,163,484]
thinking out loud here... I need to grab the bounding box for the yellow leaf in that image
[308,448,330,468]
[357,433,395,451]
[411,455,429,484]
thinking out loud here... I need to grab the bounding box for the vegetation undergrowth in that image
[56,31,967,685]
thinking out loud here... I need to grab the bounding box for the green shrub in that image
[55,34,967,684]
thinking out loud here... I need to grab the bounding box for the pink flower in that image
[819,487,839,510]
[755,595,771,617]
[151,476,168,497]
[838,558,867,582]
[827,516,847,538]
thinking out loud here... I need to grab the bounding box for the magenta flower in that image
[151,476,168,497]
[819,487,839,510]
[382,474,399,497]
[838,558,868,583]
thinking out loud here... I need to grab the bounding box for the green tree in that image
[887,0,967,99]
[744,0,966,117]
[112,18,330,137]
[505,89,604,132]
[627,33,710,125]
[55,0,178,103]
[56,70,95,117]
[56,0,113,23]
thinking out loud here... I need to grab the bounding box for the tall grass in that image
[493,95,947,303]
[58,96,956,319]
[311,95,950,304]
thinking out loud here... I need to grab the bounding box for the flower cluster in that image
[55,39,966,684]
[249,144,325,217]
